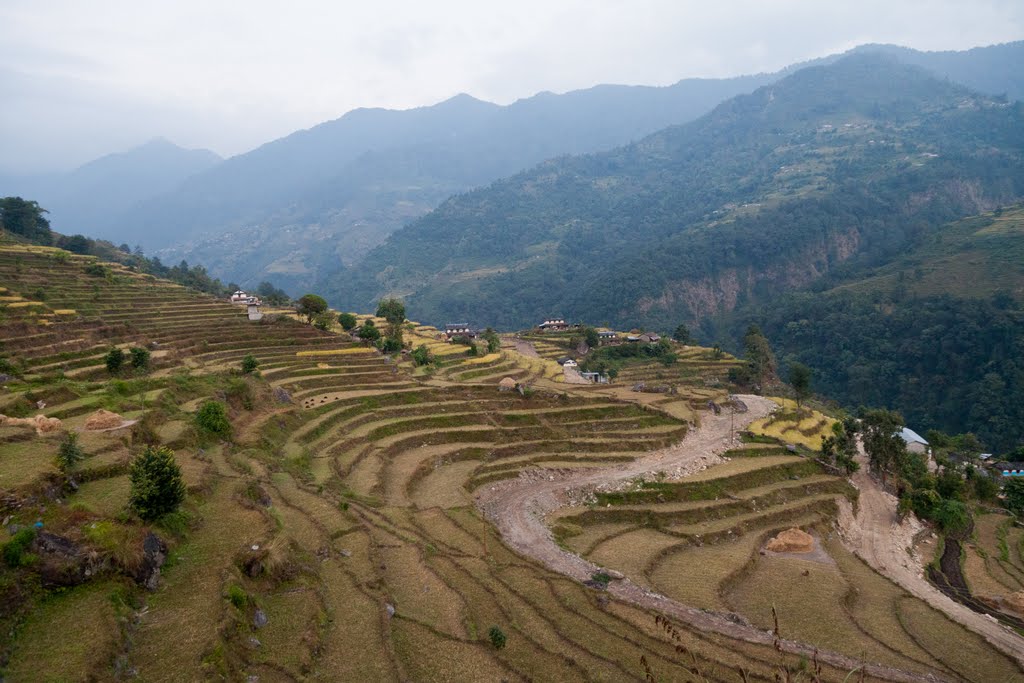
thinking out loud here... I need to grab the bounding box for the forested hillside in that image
[332,54,1024,330]
[726,207,1024,452]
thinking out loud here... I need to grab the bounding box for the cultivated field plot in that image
[549,442,1021,680]
[1,243,1021,681]
[746,397,837,450]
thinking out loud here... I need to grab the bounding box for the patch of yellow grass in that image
[7,300,44,308]
[53,309,77,315]
[463,352,501,365]
[296,348,371,357]
[747,397,836,450]
[425,342,468,356]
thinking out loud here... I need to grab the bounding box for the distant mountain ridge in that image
[329,53,1024,330]
[3,40,1022,294]
[130,74,772,290]
[0,139,221,242]
[148,39,1024,292]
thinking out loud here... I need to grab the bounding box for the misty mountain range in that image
[2,40,1022,294]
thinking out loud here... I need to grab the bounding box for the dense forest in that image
[734,292,1024,452]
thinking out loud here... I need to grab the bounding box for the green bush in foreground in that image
[195,400,231,438]
[241,354,260,374]
[128,445,186,521]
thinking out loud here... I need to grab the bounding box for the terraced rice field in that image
[1,243,1021,681]
[549,442,1022,680]
[747,398,837,450]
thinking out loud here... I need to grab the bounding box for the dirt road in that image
[476,396,946,683]
[837,451,1024,666]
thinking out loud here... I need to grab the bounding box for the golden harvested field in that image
[747,397,837,450]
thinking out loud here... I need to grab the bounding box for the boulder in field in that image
[765,528,814,554]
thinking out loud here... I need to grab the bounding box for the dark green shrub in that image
[338,312,357,331]
[411,345,432,366]
[379,337,402,354]
[195,400,231,438]
[129,346,150,371]
[357,325,381,343]
[56,431,84,473]
[241,354,259,374]
[128,445,186,521]
[487,625,507,650]
[227,584,248,609]
[105,347,125,374]
[2,528,37,567]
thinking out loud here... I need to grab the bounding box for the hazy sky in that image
[2,0,1022,173]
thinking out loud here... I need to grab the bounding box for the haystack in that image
[765,527,814,553]
[0,413,62,435]
[84,409,126,430]
[498,377,517,392]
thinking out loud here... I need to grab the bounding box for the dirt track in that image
[476,395,949,682]
[837,450,1024,666]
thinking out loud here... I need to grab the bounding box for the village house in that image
[898,427,929,454]
[538,318,568,331]
[445,323,477,340]
[230,290,249,304]
[597,330,619,344]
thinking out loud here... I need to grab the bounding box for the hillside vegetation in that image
[730,206,1024,451]
[331,54,1024,330]
[3,245,1019,680]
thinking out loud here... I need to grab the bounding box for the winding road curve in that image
[475,395,961,683]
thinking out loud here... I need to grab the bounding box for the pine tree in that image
[128,446,186,520]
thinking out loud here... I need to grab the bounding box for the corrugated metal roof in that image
[898,427,928,445]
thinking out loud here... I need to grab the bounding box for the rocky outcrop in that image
[134,532,168,591]
[32,532,107,587]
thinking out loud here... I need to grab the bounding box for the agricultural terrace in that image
[548,436,1023,681]
[1,243,1020,681]
[0,244,856,681]
[747,397,837,450]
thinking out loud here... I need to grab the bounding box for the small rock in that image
[247,636,262,649]
[253,608,268,629]
[385,603,396,618]
[339,549,352,558]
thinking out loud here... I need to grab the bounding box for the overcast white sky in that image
[1,0,1022,173]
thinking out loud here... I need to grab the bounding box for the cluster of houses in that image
[229,290,263,321]
[898,427,1023,480]
[444,323,478,340]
